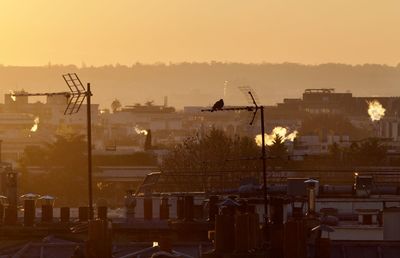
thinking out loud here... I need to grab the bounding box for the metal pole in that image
[86,83,93,220]
[260,106,268,222]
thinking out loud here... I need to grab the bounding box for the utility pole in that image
[260,106,268,219]
[86,83,93,220]
[62,74,94,220]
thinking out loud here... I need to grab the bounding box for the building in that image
[0,93,100,164]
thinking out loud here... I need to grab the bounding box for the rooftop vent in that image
[304,88,335,94]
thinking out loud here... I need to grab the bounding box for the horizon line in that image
[1,61,400,69]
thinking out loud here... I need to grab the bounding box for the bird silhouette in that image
[212,99,224,112]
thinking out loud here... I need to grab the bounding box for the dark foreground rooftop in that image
[331,241,400,258]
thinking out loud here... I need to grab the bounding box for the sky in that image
[1,0,400,66]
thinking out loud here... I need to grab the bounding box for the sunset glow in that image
[1,1,400,66]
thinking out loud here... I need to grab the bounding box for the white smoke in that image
[134,126,148,135]
[30,117,39,132]
[367,100,386,121]
[9,90,16,101]
[223,80,229,98]
[255,126,298,146]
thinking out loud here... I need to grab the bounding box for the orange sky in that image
[1,0,400,66]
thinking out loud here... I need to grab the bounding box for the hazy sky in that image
[1,0,400,66]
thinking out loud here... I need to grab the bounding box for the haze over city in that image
[2,1,400,257]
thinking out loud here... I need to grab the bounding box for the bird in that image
[212,99,224,112]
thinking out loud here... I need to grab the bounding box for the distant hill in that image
[1,63,400,110]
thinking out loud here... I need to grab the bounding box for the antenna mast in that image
[201,87,269,225]
[12,73,94,220]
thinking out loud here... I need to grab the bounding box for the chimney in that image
[164,96,168,107]
[305,179,319,217]
[144,129,152,151]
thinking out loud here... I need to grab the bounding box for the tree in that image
[19,133,87,206]
[161,128,260,191]
[268,135,288,166]
[340,138,388,166]
[111,99,122,113]
[300,114,371,140]
[19,145,48,166]
[328,142,342,165]
[345,142,360,165]
[45,134,86,166]
[356,138,387,165]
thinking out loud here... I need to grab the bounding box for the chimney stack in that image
[144,129,152,151]
[164,96,168,107]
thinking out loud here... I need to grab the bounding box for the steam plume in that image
[30,117,39,132]
[134,126,148,135]
[367,100,385,121]
[255,126,298,146]
[223,80,229,98]
[9,90,16,101]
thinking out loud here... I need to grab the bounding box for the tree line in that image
[18,128,397,204]
[19,133,156,206]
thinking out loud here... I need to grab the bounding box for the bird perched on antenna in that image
[212,99,224,112]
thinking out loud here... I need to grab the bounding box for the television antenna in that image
[201,86,269,224]
[12,73,94,220]
[62,73,89,115]
[238,85,261,125]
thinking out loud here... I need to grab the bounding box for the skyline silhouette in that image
[1,62,400,109]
